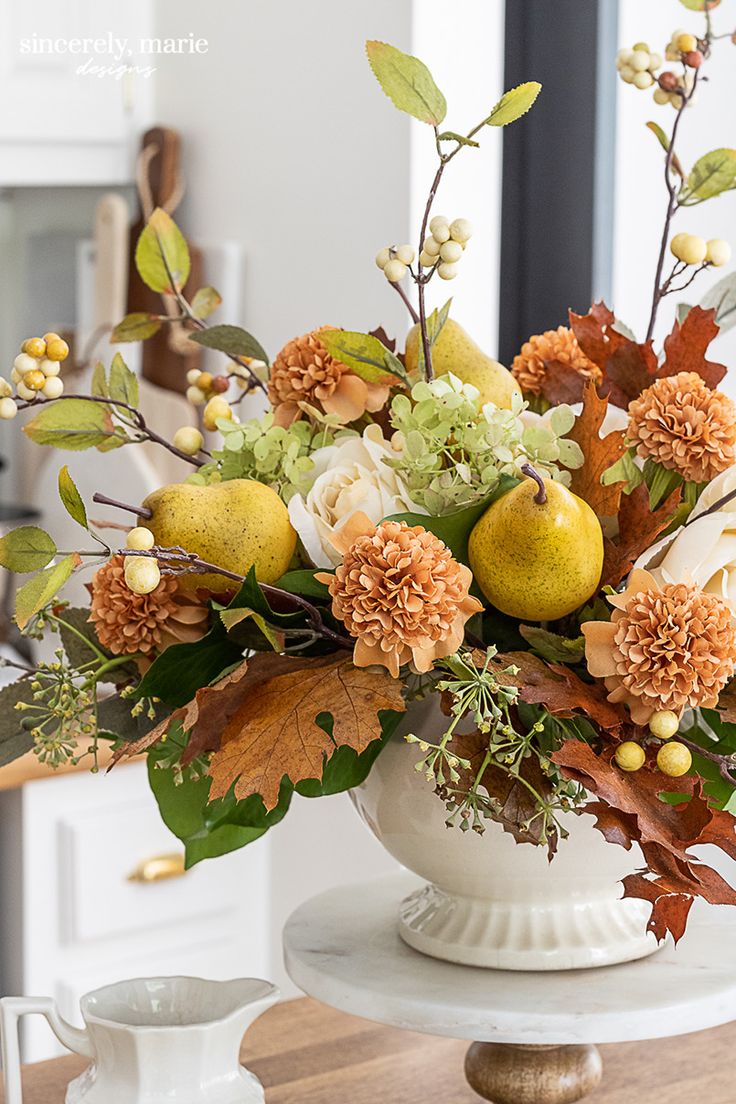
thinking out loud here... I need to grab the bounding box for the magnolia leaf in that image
[318,329,408,385]
[681,148,736,205]
[190,286,222,320]
[365,40,446,126]
[437,131,479,148]
[272,569,330,601]
[207,653,406,810]
[699,271,736,334]
[108,352,139,407]
[57,465,87,530]
[15,554,80,629]
[110,313,162,343]
[23,398,118,451]
[0,526,56,573]
[189,324,269,365]
[135,207,191,294]
[486,81,542,127]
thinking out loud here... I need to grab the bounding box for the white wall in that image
[613,2,736,378]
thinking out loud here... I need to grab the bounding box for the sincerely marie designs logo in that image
[18,31,209,80]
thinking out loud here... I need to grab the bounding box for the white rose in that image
[288,424,425,568]
[635,465,736,611]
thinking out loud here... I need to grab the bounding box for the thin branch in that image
[416,161,446,381]
[390,279,420,324]
[92,493,151,520]
[675,734,736,785]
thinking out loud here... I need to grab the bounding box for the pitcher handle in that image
[0,996,94,1104]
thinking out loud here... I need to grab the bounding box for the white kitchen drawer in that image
[58,795,240,945]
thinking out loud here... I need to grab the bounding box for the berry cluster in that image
[616,42,663,91]
[670,233,731,267]
[656,30,702,108]
[124,526,161,595]
[419,216,473,280]
[1,333,68,419]
[375,244,416,283]
[614,710,692,778]
[185,367,236,433]
[665,29,703,68]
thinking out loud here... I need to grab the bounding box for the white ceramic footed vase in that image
[352,697,659,971]
[0,976,279,1104]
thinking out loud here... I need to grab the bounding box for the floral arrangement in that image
[2,3,736,944]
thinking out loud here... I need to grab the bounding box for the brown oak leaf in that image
[538,360,589,406]
[601,482,683,588]
[570,303,659,408]
[489,650,627,731]
[451,730,558,855]
[658,306,727,388]
[207,653,405,810]
[567,382,627,518]
[622,873,695,943]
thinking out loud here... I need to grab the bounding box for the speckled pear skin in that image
[468,478,604,622]
[404,318,521,409]
[140,478,297,595]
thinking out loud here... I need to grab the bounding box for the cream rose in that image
[635,465,736,612]
[288,424,425,568]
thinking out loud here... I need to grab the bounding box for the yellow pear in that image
[140,478,296,594]
[405,318,521,409]
[468,475,603,621]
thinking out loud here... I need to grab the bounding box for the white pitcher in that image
[0,975,279,1104]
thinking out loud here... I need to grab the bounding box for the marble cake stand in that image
[283,873,736,1104]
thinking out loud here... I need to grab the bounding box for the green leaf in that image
[296,708,403,797]
[437,131,479,148]
[643,459,683,510]
[317,329,408,386]
[15,554,79,629]
[0,679,38,766]
[699,271,736,334]
[219,607,284,652]
[366,40,446,126]
[519,625,585,664]
[90,362,109,399]
[486,81,542,127]
[274,569,330,601]
[190,287,222,320]
[135,207,191,294]
[601,449,644,494]
[681,148,736,204]
[388,475,518,566]
[0,526,56,573]
[646,120,670,154]
[679,0,720,9]
[57,607,108,667]
[108,352,139,408]
[189,324,269,366]
[110,313,162,343]
[23,398,118,451]
[676,302,693,326]
[96,693,169,742]
[57,465,88,530]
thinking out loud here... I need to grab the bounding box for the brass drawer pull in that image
[127,852,187,884]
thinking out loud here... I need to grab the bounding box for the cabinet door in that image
[0,0,153,184]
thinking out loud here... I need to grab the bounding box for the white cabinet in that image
[0,0,153,185]
[0,763,270,1062]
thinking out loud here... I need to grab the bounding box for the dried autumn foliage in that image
[207,653,405,809]
[601,482,683,588]
[570,303,659,409]
[451,729,559,855]
[567,382,627,518]
[486,650,627,732]
[659,306,726,389]
[552,739,736,942]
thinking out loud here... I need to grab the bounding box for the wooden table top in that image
[1,996,732,1102]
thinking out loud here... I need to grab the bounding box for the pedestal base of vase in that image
[464,1042,602,1104]
[398,881,655,971]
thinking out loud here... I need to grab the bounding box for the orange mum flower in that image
[627,371,736,484]
[316,512,482,678]
[511,326,601,396]
[268,327,389,427]
[583,568,736,725]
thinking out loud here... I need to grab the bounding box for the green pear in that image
[140,478,296,594]
[468,476,603,621]
[404,318,521,409]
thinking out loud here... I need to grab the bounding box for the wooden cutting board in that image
[127,126,203,394]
